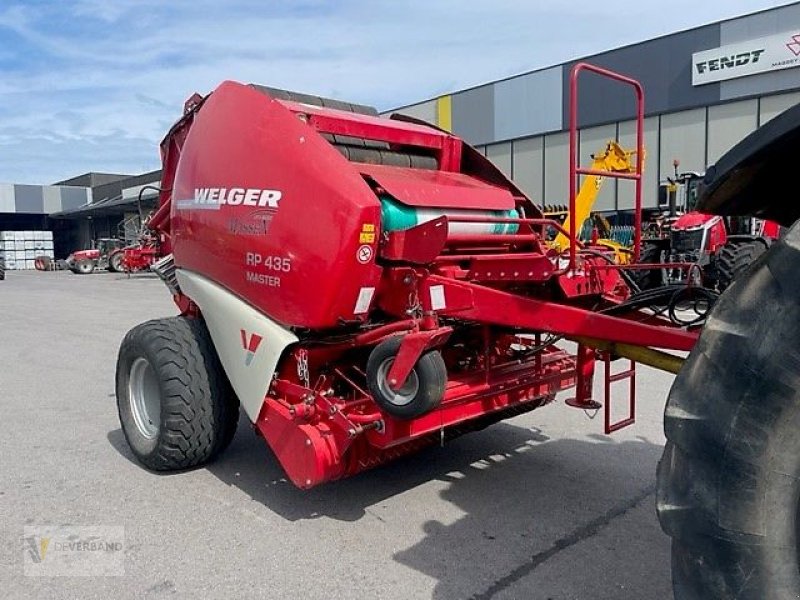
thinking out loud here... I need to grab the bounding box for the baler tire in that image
[366,336,447,420]
[715,238,766,292]
[630,241,663,290]
[656,222,800,599]
[115,316,239,471]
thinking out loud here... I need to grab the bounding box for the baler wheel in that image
[366,336,446,420]
[656,222,800,599]
[115,316,239,471]
[74,259,95,275]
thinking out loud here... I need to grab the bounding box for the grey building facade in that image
[388,3,800,214]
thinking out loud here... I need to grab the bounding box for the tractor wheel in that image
[115,316,239,471]
[0,256,5,280]
[715,238,767,292]
[74,259,95,275]
[366,336,447,420]
[108,251,124,273]
[656,223,800,599]
[630,241,664,290]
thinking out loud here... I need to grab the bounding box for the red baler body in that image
[146,73,697,488]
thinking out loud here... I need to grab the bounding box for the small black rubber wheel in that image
[715,238,767,292]
[657,222,800,599]
[366,336,447,420]
[116,316,239,471]
[74,259,95,275]
[630,241,664,290]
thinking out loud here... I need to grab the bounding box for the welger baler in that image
[115,66,698,489]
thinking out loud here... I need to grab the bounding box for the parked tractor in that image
[637,164,781,290]
[66,238,124,274]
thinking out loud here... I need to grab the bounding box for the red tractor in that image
[65,238,125,274]
[638,163,781,290]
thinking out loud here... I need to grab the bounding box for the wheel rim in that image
[128,357,161,439]
[376,358,419,406]
[79,262,92,273]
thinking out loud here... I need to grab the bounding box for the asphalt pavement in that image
[0,269,677,599]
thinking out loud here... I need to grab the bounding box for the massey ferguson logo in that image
[176,188,282,210]
[240,329,263,366]
[787,34,800,56]
[695,49,765,74]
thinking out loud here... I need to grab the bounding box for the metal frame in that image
[569,63,645,269]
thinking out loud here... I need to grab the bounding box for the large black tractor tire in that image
[657,222,800,599]
[367,336,447,420]
[630,241,664,290]
[108,251,124,273]
[116,316,239,471]
[716,238,767,292]
[73,259,95,275]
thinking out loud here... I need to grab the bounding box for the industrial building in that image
[0,170,160,262]
[387,3,800,215]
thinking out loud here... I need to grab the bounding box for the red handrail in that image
[569,63,645,270]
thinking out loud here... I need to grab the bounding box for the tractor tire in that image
[630,241,664,290]
[116,316,239,471]
[656,222,800,599]
[0,256,5,280]
[108,251,124,273]
[366,336,447,420]
[73,259,95,275]
[715,238,767,292]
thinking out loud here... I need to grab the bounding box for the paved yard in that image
[1,270,676,599]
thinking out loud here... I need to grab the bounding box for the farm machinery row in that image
[111,64,800,599]
[65,226,161,275]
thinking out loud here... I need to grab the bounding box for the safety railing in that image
[569,63,644,270]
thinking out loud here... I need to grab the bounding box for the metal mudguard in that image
[698,102,800,226]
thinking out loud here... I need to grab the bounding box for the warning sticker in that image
[359,232,376,244]
[356,245,373,264]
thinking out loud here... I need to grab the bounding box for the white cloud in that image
[0,0,790,182]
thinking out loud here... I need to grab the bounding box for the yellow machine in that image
[544,141,642,264]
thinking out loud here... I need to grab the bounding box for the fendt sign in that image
[692,31,800,85]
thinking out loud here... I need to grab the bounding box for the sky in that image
[0,0,792,184]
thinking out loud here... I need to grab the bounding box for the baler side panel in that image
[170,81,383,329]
[176,269,298,421]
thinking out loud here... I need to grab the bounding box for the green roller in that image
[380,196,519,235]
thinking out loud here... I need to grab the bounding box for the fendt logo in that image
[176,188,282,210]
[240,329,263,366]
[695,49,765,74]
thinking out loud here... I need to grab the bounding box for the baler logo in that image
[240,329,263,366]
[176,188,282,210]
